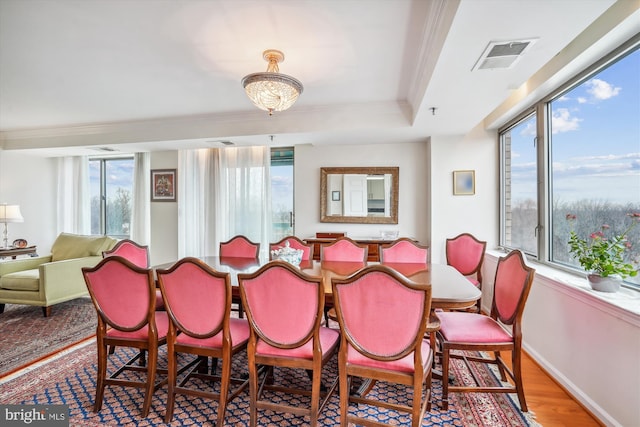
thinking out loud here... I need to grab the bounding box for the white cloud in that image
[577,97,587,104]
[551,108,581,133]
[585,78,621,101]
[519,121,536,136]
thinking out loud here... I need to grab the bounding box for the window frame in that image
[499,34,640,288]
[89,155,134,239]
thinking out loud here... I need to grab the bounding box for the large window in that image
[270,147,294,241]
[500,39,640,287]
[89,157,134,239]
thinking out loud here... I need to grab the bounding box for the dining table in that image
[153,256,482,311]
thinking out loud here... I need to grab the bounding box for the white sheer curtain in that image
[56,156,90,234]
[130,152,150,245]
[178,146,271,258]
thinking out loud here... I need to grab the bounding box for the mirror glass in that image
[320,167,398,224]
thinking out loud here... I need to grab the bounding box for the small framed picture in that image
[151,169,177,202]
[331,191,341,201]
[453,170,475,195]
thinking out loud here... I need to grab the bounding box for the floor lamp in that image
[0,204,24,249]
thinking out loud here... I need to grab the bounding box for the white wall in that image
[294,141,430,244]
[149,150,178,266]
[0,150,57,254]
[428,125,499,264]
[482,253,640,427]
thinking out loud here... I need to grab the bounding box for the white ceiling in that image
[0,0,635,156]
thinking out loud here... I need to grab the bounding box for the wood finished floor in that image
[519,351,602,426]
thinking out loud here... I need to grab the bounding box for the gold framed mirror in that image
[320,167,399,224]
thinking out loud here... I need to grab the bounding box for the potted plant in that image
[566,212,639,292]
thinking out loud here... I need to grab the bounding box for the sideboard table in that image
[0,246,38,259]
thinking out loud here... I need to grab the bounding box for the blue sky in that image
[511,48,640,205]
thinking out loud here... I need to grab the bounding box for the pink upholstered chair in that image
[436,250,535,411]
[269,235,314,260]
[82,256,169,417]
[219,235,260,258]
[380,238,429,263]
[103,239,163,310]
[219,235,260,318]
[445,233,487,312]
[331,265,433,426]
[320,236,368,262]
[157,257,250,425]
[103,239,150,268]
[238,261,339,427]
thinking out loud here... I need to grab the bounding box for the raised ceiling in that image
[0,0,636,156]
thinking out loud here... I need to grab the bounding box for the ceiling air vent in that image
[472,38,537,71]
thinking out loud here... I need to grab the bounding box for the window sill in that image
[486,250,640,323]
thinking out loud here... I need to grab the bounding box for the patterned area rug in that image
[0,341,540,427]
[0,297,96,377]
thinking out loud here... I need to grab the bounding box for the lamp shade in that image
[0,204,24,223]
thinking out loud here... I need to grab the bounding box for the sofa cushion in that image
[0,269,40,291]
[51,233,116,262]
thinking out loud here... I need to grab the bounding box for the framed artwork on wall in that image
[151,169,177,202]
[453,170,475,195]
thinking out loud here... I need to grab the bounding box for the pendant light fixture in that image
[242,49,303,115]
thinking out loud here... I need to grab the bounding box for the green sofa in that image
[0,233,116,317]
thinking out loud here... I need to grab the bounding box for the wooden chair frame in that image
[379,237,429,263]
[219,235,261,258]
[82,257,168,417]
[238,261,339,427]
[437,250,535,411]
[102,239,159,360]
[102,239,150,268]
[219,235,260,318]
[157,257,250,425]
[269,235,314,260]
[332,265,433,427]
[445,233,487,312]
[320,236,368,263]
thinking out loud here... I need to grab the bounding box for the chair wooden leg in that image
[309,365,321,427]
[164,345,177,423]
[141,345,157,417]
[339,371,350,427]
[42,306,51,317]
[216,355,232,427]
[412,375,422,427]
[513,348,528,412]
[94,340,107,412]
[494,351,507,381]
[441,347,450,410]
[248,355,258,427]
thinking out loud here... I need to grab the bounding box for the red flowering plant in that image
[566,213,640,278]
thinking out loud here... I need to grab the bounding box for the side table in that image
[0,246,38,259]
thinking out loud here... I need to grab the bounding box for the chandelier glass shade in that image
[242,50,303,115]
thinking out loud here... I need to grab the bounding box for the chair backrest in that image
[332,265,432,360]
[219,235,260,258]
[491,250,535,327]
[269,236,314,261]
[157,257,230,338]
[321,237,368,262]
[380,238,429,263]
[238,261,323,349]
[102,239,150,268]
[445,233,487,282]
[83,256,155,331]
